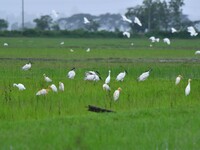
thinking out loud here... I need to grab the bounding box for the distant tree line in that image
[0,0,199,38]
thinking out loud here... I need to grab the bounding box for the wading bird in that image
[116,70,127,82]
[163,38,171,45]
[103,83,111,91]
[3,43,8,46]
[123,31,130,38]
[171,27,177,33]
[36,88,50,96]
[113,87,122,101]
[60,41,64,45]
[185,79,191,96]
[187,26,198,36]
[134,17,142,26]
[43,74,52,82]
[84,17,90,24]
[22,63,31,71]
[105,70,111,84]
[84,71,101,81]
[86,48,90,52]
[67,67,76,79]
[13,83,26,91]
[175,75,183,85]
[50,84,58,92]
[195,50,200,55]
[121,15,132,23]
[59,82,64,91]
[138,69,152,82]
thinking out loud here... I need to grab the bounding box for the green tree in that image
[33,15,53,30]
[0,19,8,30]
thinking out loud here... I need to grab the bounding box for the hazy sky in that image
[1,0,200,24]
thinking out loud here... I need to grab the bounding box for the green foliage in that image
[0,19,8,30]
[33,15,53,30]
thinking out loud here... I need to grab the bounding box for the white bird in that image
[70,49,74,52]
[36,88,50,96]
[13,83,26,91]
[86,48,90,52]
[22,63,31,71]
[195,50,200,55]
[103,83,111,91]
[105,70,111,84]
[50,84,58,92]
[67,67,76,79]
[113,87,122,101]
[3,43,8,46]
[187,26,198,36]
[175,75,183,85]
[59,82,64,91]
[84,71,101,81]
[51,10,59,19]
[131,43,134,46]
[185,79,191,96]
[134,17,142,26]
[60,41,64,45]
[163,38,171,45]
[149,36,159,42]
[116,70,127,82]
[43,74,52,82]
[121,15,132,23]
[171,27,177,33]
[123,31,130,38]
[138,69,152,82]
[84,17,90,24]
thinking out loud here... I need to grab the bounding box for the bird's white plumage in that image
[121,15,132,23]
[187,26,198,36]
[195,50,200,55]
[86,48,90,52]
[123,31,130,38]
[68,68,76,79]
[138,70,151,82]
[59,82,64,91]
[13,83,26,91]
[171,27,177,33]
[103,83,111,91]
[113,88,122,101]
[36,89,49,96]
[134,17,142,26]
[3,43,8,46]
[43,74,52,82]
[185,79,191,96]
[105,70,111,84]
[22,63,31,71]
[84,71,100,81]
[70,49,74,52]
[175,75,182,85]
[116,71,127,81]
[60,41,64,45]
[50,84,58,92]
[163,38,171,45]
[84,17,90,24]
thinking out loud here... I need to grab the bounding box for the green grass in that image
[0,37,200,149]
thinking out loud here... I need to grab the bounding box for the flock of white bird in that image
[4,13,198,101]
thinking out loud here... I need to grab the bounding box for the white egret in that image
[43,74,52,82]
[113,87,122,101]
[84,17,90,24]
[134,17,142,26]
[187,26,198,36]
[116,70,127,82]
[149,36,156,42]
[50,84,58,92]
[13,83,26,91]
[131,43,134,46]
[36,88,50,96]
[86,48,90,52]
[70,49,74,52]
[105,70,111,84]
[123,31,130,38]
[3,43,8,46]
[67,67,76,79]
[171,27,177,33]
[185,79,191,96]
[22,63,31,71]
[121,15,132,23]
[163,38,171,45]
[103,83,111,91]
[84,71,101,81]
[60,41,64,45]
[59,82,64,91]
[195,50,200,55]
[138,69,152,82]
[175,75,183,85]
